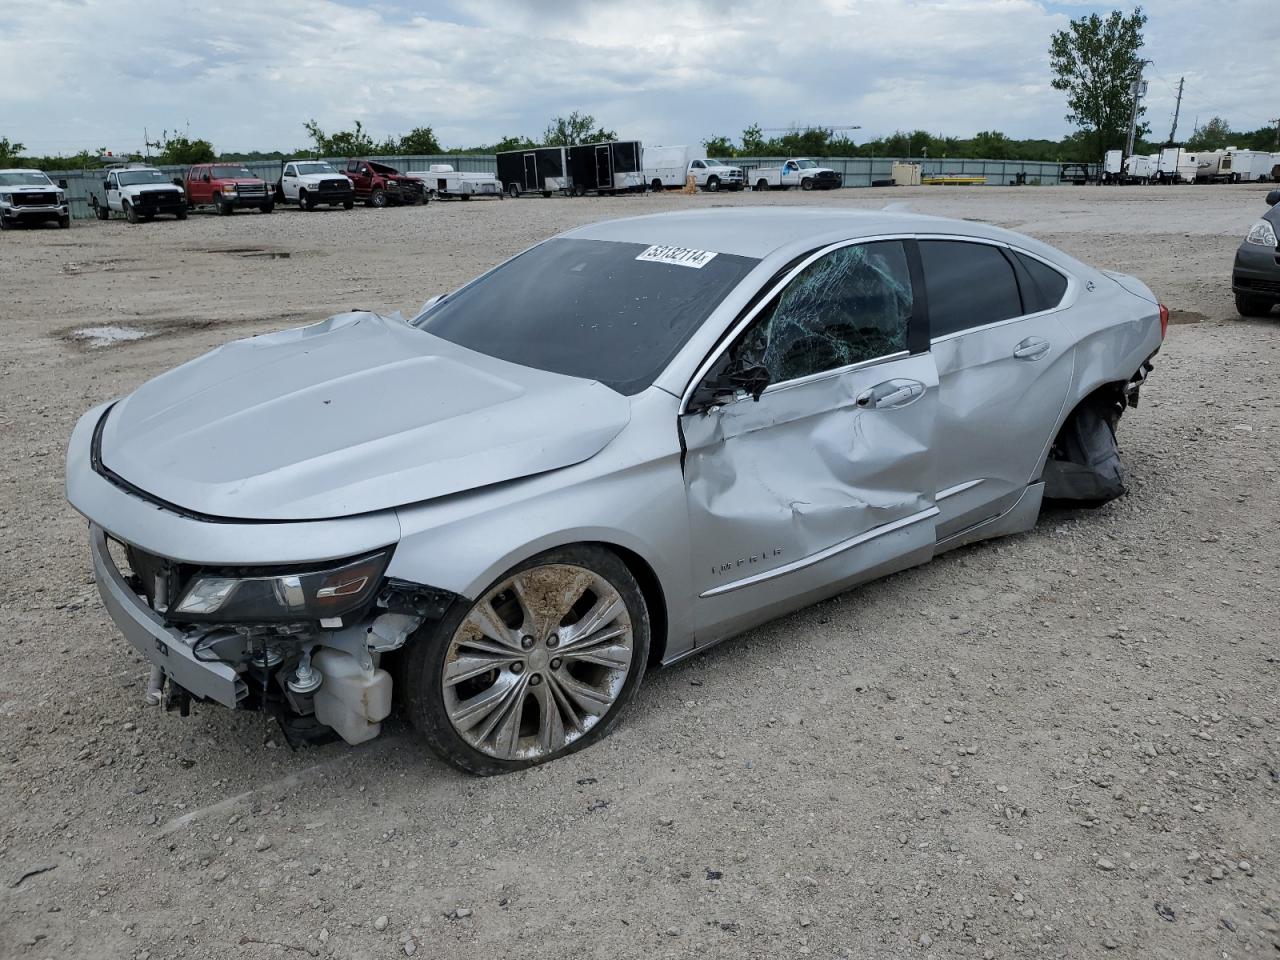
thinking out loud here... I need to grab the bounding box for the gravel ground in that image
[1,185,1278,960]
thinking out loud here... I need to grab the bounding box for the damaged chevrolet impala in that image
[66,209,1165,774]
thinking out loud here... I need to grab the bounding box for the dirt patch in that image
[210,246,293,259]
[68,325,151,348]
[1167,308,1208,324]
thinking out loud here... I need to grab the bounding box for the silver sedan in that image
[66,208,1166,774]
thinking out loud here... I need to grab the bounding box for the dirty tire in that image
[1235,292,1275,318]
[342,199,354,210]
[1043,400,1126,507]
[801,177,814,191]
[175,207,187,221]
[259,202,274,214]
[651,178,663,193]
[402,545,650,776]
[216,196,233,216]
[0,216,9,231]
[94,200,110,221]
[706,175,720,192]
[59,215,71,229]
[755,179,769,192]
[369,188,387,208]
[124,201,138,224]
[507,182,520,198]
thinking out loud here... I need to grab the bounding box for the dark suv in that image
[1232,189,1280,317]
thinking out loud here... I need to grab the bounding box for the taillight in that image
[1158,303,1169,339]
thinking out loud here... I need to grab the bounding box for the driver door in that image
[106,172,122,211]
[680,239,939,644]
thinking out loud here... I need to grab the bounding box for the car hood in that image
[98,312,631,521]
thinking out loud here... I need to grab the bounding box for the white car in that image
[0,168,71,230]
[751,158,843,191]
[89,165,187,223]
[277,160,355,211]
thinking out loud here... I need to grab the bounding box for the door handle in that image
[1013,337,1051,361]
[856,379,926,410]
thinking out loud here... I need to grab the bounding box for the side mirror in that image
[172,177,183,187]
[1266,190,1280,207]
[416,294,446,317]
[58,178,68,189]
[103,180,111,191]
[687,359,772,413]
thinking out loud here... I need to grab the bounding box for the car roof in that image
[0,168,47,174]
[562,207,1022,260]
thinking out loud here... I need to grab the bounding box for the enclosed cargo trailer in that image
[567,140,645,195]
[496,147,571,198]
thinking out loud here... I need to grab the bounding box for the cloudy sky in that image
[1,0,1271,156]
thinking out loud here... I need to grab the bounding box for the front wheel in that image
[124,201,139,224]
[259,202,274,214]
[402,545,650,775]
[801,177,814,191]
[342,199,354,210]
[59,215,71,229]
[299,190,314,211]
[176,207,188,221]
[705,175,720,192]
[370,188,387,208]
[217,197,233,216]
[1235,292,1276,317]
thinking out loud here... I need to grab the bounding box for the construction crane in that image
[760,125,862,132]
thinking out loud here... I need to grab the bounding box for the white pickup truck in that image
[750,158,843,191]
[276,160,355,210]
[89,164,188,223]
[644,145,745,192]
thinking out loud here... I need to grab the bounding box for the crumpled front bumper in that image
[90,524,247,708]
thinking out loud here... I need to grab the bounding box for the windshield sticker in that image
[636,245,718,269]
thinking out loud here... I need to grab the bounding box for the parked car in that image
[0,168,70,229]
[184,163,273,215]
[342,159,426,207]
[409,164,502,200]
[67,209,1165,774]
[89,164,187,223]
[752,158,843,191]
[276,160,355,211]
[644,145,745,192]
[1231,189,1280,317]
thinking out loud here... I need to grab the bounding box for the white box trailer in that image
[1124,155,1157,183]
[1225,150,1275,182]
[891,161,922,186]
[1102,149,1124,184]
[1157,147,1197,184]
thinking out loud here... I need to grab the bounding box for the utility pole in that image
[1167,77,1184,144]
[1271,118,1280,148]
[1124,60,1151,157]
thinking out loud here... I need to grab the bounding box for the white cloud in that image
[0,0,1269,156]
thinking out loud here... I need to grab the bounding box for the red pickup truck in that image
[342,159,426,207]
[184,163,274,215]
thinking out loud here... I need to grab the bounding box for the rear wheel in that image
[402,545,650,775]
[651,178,663,193]
[94,199,110,221]
[755,179,769,192]
[507,182,520,198]
[1043,399,1126,507]
[542,190,553,198]
[1235,292,1276,317]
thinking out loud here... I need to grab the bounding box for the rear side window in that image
[1012,251,1068,313]
[920,240,1022,338]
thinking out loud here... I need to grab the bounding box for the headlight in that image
[173,550,392,623]
[1245,220,1277,247]
[223,183,238,193]
[0,193,11,203]
[57,191,67,202]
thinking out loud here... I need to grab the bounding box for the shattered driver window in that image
[733,241,913,384]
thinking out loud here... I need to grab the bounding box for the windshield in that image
[0,171,53,187]
[709,159,736,167]
[116,169,168,186]
[416,238,760,395]
[295,162,338,175]
[795,159,818,169]
[212,165,255,179]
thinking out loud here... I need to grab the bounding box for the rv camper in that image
[496,147,572,198]
[1156,147,1197,184]
[1225,150,1275,183]
[567,141,645,195]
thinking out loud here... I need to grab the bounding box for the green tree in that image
[702,135,735,157]
[146,130,215,165]
[0,135,25,164]
[303,119,376,157]
[968,130,1014,160]
[487,134,539,153]
[1049,7,1149,160]
[741,124,767,154]
[542,111,616,146]
[1186,117,1232,151]
[398,126,441,155]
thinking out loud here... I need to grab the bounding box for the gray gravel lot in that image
[1,185,1278,960]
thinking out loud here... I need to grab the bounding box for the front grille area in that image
[137,190,182,205]
[320,179,349,192]
[236,183,267,196]
[13,192,57,206]
[1239,276,1280,295]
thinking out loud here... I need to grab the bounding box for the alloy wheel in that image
[441,563,634,761]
